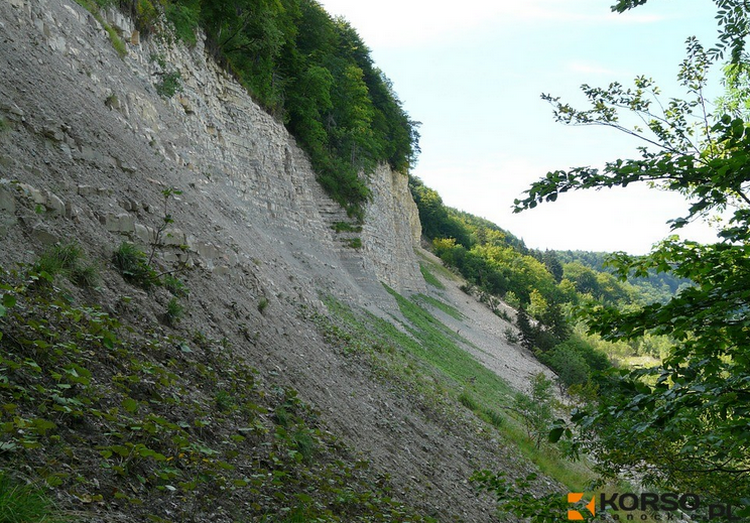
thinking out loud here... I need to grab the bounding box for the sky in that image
[317,0,725,254]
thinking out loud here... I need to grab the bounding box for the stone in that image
[178,96,195,115]
[0,183,17,234]
[17,183,46,204]
[103,212,135,233]
[31,226,58,245]
[135,223,153,244]
[42,124,64,142]
[77,185,96,197]
[44,191,65,215]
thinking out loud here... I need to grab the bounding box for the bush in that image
[155,71,182,98]
[112,242,160,290]
[163,274,187,296]
[542,338,611,388]
[545,343,590,388]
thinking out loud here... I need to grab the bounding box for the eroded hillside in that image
[0,1,568,521]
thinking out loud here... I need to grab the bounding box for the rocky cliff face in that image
[0,0,424,308]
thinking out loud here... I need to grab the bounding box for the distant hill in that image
[554,250,691,304]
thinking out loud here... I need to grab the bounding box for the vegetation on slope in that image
[0,262,440,522]
[90,0,420,219]
[409,175,681,391]
[315,291,595,494]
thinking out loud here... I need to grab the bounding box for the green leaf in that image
[122,398,139,414]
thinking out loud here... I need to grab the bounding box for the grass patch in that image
[258,296,269,314]
[332,221,363,233]
[414,294,463,320]
[34,242,99,288]
[346,237,362,249]
[380,285,596,491]
[419,263,444,289]
[383,285,511,406]
[0,472,65,523]
[417,252,457,281]
[458,390,479,410]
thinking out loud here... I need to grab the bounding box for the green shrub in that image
[165,297,183,326]
[542,338,611,388]
[481,408,504,429]
[155,71,182,98]
[112,242,160,290]
[332,221,363,233]
[347,238,362,249]
[163,274,187,296]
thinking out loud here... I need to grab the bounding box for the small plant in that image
[34,242,99,288]
[0,118,9,132]
[346,237,362,249]
[214,390,235,412]
[482,408,504,429]
[105,93,119,109]
[471,471,569,523]
[503,327,519,344]
[148,187,183,266]
[113,242,160,290]
[257,296,269,314]
[155,71,183,98]
[509,373,555,449]
[163,274,187,297]
[35,242,82,276]
[165,297,184,326]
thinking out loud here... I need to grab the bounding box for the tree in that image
[517,3,750,516]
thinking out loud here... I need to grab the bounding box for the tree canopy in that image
[515,1,750,517]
